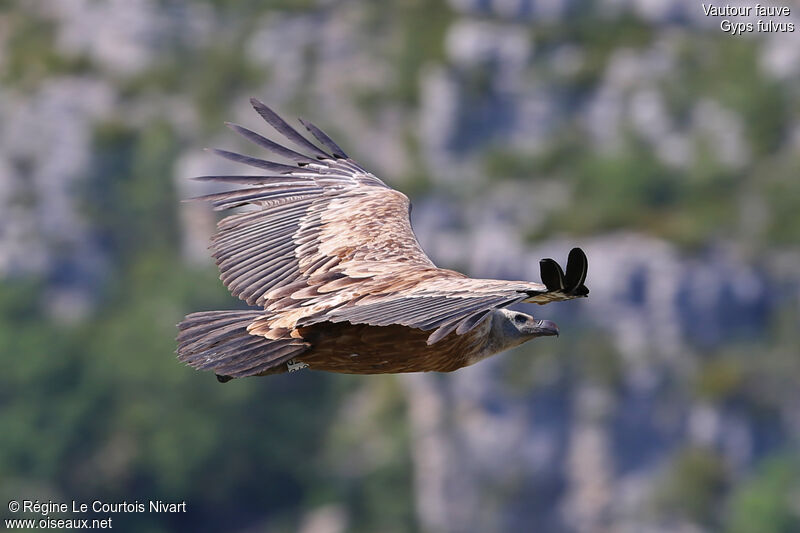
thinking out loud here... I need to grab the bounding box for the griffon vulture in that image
[177,99,588,381]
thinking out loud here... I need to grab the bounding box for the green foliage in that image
[0,257,348,530]
[394,0,453,104]
[123,37,265,133]
[1,9,92,89]
[535,13,653,92]
[486,132,755,248]
[193,0,316,11]
[189,44,268,131]
[756,156,800,245]
[656,447,729,528]
[727,455,800,533]
[352,0,454,106]
[520,141,689,238]
[694,358,747,403]
[321,377,417,533]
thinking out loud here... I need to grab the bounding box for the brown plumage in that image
[176,99,589,381]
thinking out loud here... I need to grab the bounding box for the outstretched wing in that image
[194,99,587,344]
[292,277,553,345]
[195,98,437,308]
[268,249,588,345]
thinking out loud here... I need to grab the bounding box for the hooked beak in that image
[531,319,559,337]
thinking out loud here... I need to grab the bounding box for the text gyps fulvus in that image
[177,99,589,381]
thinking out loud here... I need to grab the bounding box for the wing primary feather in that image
[298,119,348,158]
[229,345,308,376]
[336,159,369,175]
[180,321,262,352]
[193,337,269,369]
[192,175,315,185]
[216,342,305,375]
[249,98,331,159]
[226,122,320,163]
[210,149,300,173]
[193,336,274,368]
[178,313,257,341]
[195,187,319,209]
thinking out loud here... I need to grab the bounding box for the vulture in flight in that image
[177,99,589,381]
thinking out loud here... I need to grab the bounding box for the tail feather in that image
[177,310,309,379]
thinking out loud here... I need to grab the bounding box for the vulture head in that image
[485,309,560,358]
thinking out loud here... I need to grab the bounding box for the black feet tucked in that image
[539,248,589,296]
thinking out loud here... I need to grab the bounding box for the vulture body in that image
[177,99,589,381]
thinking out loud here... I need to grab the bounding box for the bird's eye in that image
[514,314,526,324]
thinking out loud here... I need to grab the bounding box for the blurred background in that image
[2,0,800,532]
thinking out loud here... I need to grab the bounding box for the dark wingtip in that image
[249,98,278,123]
[216,374,233,383]
[568,247,585,263]
[539,258,566,292]
[248,98,331,159]
[564,247,588,293]
[224,121,247,135]
[297,118,349,159]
